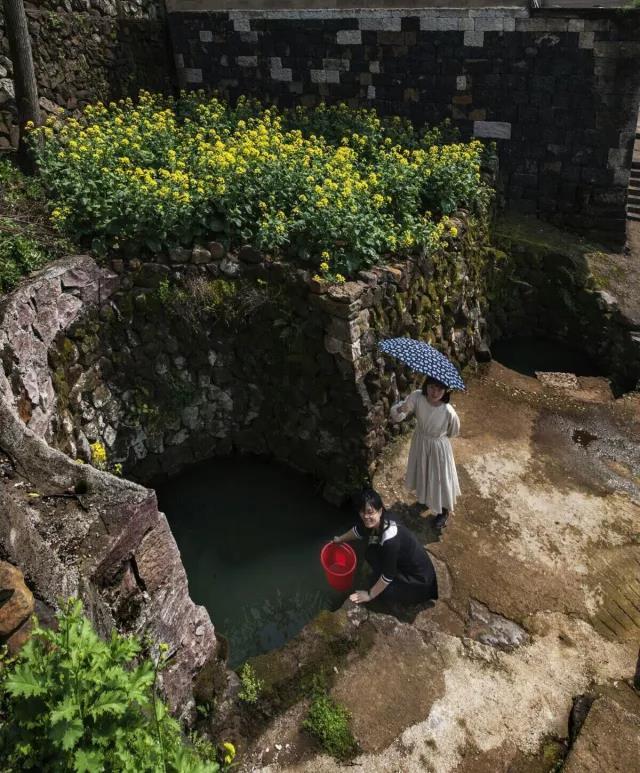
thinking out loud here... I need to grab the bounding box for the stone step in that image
[627,204,640,215]
[627,212,640,222]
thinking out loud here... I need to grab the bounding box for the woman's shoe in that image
[434,512,449,529]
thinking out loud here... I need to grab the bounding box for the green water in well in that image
[157,456,353,667]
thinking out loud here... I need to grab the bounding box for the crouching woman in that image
[333,488,438,606]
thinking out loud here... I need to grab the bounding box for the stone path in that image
[243,362,640,772]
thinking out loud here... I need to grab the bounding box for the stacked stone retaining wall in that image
[45,214,491,500]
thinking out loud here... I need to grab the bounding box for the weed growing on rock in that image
[302,680,357,760]
[238,663,265,704]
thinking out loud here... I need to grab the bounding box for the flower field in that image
[32,92,491,278]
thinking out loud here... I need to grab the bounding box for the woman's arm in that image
[333,526,360,543]
[390,390,419,424]
[350,575,389,604]
[446,405,461,438]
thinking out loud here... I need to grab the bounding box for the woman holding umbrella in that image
[380,339,463,529]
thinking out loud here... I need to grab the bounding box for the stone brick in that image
[359,16,402,32]
[322,58,350,72]
[237,55,258,67]
[199,30,213,43]
[474,121,512,140]
[232,18,251,32]
[456,75,468,91]
[579,31,595,50]
[475,18,504,33]
[369,60,381,74]
[337,30,361,45]
[464,31,484,47]
[311,69,340,84]
[367,85,376,100]
[184,68,202,84]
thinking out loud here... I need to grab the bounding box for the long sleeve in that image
[390,390,420,424]
[446,405,460,438]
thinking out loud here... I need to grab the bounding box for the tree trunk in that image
[2,0,40,172]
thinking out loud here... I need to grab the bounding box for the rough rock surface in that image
[0,258,218,717]
[563,695,640,773]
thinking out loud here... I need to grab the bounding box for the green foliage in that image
[237,663,264,704]
[32,92,492,277]
[0,598,221,772]
[302,683,357,760]
[0,158,74,294]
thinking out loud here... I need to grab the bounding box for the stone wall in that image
[44,214,491,501]
[168,6,640,244]
[0,256,220,718]
[489,217,640,393]
[0,0,173,149]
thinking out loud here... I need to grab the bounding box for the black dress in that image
[352,518,438,605]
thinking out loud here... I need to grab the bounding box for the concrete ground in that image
[242,362,640,772]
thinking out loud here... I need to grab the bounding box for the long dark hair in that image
[422,377,451,404]
[353,488,389,534]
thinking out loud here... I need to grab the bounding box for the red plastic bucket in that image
[320,542,357,592]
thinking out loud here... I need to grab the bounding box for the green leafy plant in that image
[0,598,221,772]
[31,92,492,277]
[302,683,357,760]
[237,663,264,705]
[0,157,74,295]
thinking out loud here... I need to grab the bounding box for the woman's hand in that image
[349,590,370,604]
[332,536,342,543]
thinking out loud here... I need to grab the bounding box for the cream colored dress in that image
[390,390,461,513]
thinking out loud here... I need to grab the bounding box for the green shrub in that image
[303,689,357,759]
[237,663,264,704]
[32,92,492,277]
[0,598,221,772]
[0,157,74,294]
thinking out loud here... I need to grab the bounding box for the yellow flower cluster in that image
[90,440,107,468]
[32,91,491,276]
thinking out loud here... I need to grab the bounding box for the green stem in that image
[151,654,167,773]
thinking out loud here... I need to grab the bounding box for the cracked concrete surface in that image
[244,362,640,772]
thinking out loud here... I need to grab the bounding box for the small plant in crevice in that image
[156,275,279,331]
[302,679,357,760]
[237,663,264,705]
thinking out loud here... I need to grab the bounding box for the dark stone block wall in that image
[168,7,640,244]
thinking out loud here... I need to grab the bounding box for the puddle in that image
[572,429,599,447]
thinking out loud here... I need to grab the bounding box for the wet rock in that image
[466,599,530,650]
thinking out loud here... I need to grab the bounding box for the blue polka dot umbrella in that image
[378,338,466,391]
